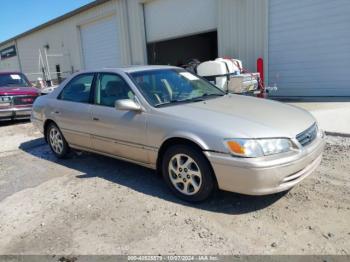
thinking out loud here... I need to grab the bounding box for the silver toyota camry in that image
[31,66,325,201]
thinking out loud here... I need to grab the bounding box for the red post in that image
[257,57,266,98]
[257,57,264,84]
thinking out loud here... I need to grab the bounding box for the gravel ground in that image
[0,121,349,255]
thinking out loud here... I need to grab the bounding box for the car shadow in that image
[19,138,286,215]
[272,97,350,103]
[0,119,30,127]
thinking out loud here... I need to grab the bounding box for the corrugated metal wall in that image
[126,0,148,65]
[1,0,268,82]
[269,0,350,96]
[217,0,268,73]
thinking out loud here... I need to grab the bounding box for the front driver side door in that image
[89,73,149,164]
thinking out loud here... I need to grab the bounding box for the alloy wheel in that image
[49,127,64,155]
[168,153,202,196]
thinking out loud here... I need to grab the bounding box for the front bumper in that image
[0,107,32,120]
[205,135,325,195]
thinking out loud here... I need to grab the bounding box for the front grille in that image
[0,96,13,107]
[296,123,318,147]
[0,96,12,103]
[12,95,37,106]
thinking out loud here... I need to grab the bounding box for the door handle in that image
[92,117,99,121]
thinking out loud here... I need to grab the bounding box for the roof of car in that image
[80,65,180,74]
[121,65,179,73]
[0,72,22,75]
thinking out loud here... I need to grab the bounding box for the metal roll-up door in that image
[269,0,350,96]
[80,15,121,70]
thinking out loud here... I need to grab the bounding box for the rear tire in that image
[46,123,70,158]
[162,145,216,202]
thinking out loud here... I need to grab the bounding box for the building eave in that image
[0,0,111,47]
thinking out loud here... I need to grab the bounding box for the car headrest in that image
[105,81,125,96]
[71,83,86,92]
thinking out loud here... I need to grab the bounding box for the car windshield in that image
[129,69,225,107]
[0,73,31,87]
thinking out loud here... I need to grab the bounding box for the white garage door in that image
[269,0,350,96]
[144,0,217,43]
[80,16,121,70]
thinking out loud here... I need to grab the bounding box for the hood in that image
[159,95,316,138]
[0,86,40,96]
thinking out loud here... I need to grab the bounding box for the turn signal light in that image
[227,141,245,154]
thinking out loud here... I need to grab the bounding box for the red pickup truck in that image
[0,72,40,120]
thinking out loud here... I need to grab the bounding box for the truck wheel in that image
[162,145,216,202]
[47,123,70,158]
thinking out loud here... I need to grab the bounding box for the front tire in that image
[46,123,70,158]
[162,145,216,202]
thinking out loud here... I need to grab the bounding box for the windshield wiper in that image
[200,93,225,98]
[155,97,205,108]
[155,93,226,108]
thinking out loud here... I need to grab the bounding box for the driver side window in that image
[94,73,135,107]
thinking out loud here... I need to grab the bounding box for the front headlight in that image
[225,138,295,158]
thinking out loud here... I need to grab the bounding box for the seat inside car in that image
[63,83,89,102]
[137,82,159,104]
[101,80,129,107]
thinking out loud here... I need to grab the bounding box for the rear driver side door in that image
[53,73,95,149]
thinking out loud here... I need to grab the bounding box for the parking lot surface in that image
[0,121,349,255]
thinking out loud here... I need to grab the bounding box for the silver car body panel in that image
[89,104,149,163]
[31,66,325,195]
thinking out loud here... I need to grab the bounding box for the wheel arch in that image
[43,119,57,142]
[156,137,216,179]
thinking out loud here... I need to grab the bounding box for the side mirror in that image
[115,99,142,112]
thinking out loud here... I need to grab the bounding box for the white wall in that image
[1,0,268,83]
[14,0,126,81]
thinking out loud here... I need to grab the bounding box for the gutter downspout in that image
[264,0,269,88]
[14,39,23,72]
[124,0,133,64]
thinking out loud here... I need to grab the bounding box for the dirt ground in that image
[0,121,349,255]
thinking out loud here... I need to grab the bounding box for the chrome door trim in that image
[62,127,157,152]
[70,144,157,169]
[92,134,158,151]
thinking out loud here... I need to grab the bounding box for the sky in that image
[0,0,95,43]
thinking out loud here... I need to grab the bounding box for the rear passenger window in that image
[59,74,94,103]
